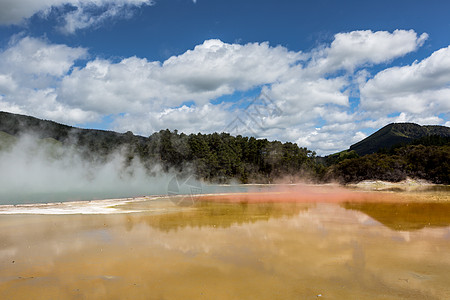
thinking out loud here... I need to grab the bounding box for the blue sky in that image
[0,0,449,154]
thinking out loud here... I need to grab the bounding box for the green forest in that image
[144,130,319,183]
[144,130,450,184]
[0,111,449,185]
[328,138,450,184]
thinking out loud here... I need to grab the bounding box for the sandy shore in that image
[0,196,160,215]
[0,182,448,215]
[347,178,442,190]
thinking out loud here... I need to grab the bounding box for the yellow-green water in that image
[0,190,449,299]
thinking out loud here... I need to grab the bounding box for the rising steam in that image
[0,134,178,204]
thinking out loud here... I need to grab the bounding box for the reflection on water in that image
[125,201,310,231]
[0,192,449,299]
[343,202,450,231]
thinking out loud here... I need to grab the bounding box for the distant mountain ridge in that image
[2,111,449,158]
[0,111,319,183]
[0,111,148,153]
[349,123,450,156]
[1,111,449,184]
[0,111,146,141]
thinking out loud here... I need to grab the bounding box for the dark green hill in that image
[0,131,17,151]
[349,123,450,156]
[0,111,148,158]
[2,111,448,184]
[0,111,319,183]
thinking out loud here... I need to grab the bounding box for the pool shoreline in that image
[0,183,448,215]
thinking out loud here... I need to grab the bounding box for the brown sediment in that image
[192,184,450,204]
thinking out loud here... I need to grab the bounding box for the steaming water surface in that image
[0,188,449,299]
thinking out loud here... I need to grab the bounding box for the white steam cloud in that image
[0,135,175,205]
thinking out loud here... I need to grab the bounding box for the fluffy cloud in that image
[295,125,366,154]
[0,0,66,24]
[309,30,428,74]
[266,70,349,117]
[0,36,87,78]
[360,45,450,116]
[112,104,232,135]
[1,30,447,155]
[58,39,303,113]
[0,36,95,123]
[253,30,430,153]
[0,0,152,33]
[161,40,302,95]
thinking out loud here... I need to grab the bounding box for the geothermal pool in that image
[0,186,449,299]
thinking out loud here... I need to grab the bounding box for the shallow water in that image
[0,183,250,205]
[0,190,449,299]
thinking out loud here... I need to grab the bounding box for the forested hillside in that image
[0,111,320,183]
[1,111,449,184]
[330,142,450,184]
[349,123,450,155]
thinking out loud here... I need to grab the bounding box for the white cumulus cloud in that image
[0,36,95,124]
[58,39,303,114]
[0,0,153,33]
[360,45,450,117]
[1,29,446,155]
[309,30,428,74]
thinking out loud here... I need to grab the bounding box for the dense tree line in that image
[75,131,450,185]
[142,130,319,183]
[139,131,449,184]
[1,111,449,185]
[329,142,450,184]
